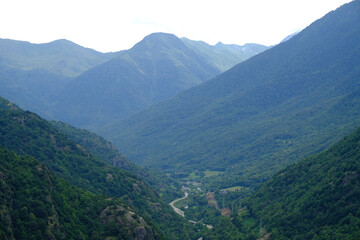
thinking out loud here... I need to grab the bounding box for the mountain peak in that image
[131,32,185,52]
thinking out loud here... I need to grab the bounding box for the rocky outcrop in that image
[100,205,155,240]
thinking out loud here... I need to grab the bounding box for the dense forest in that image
[245,126,360,239]
[0,147,156,240]
[0,97,201,239]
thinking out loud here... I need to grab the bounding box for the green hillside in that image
[0,147,157,240]
[0,97,200,239]
[0,38,115,77]
[100,1,360,188]
[245,126,360,239]
[50,120,183,203]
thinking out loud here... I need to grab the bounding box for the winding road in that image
[169,192,213,229]
[169,192,189,217]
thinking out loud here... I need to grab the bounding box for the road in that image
[169,192,189,217]
[169,192,213,229]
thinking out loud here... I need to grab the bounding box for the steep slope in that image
[50,120,183,203]
[0,147,156,240]
[51,33,266,129]
[246,126,360,239]
[0,97,199,239]
[100,1,360,187]
[50,120,135,170]
[0,38,115,77]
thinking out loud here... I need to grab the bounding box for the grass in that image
[220,186,249,192]
[204,170,224,177]
[182,171,201,180]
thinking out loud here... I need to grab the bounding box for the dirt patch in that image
[221,208,231,218]
[206,192,218,209]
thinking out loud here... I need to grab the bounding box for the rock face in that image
[100,205,155,240]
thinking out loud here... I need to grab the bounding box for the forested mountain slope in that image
[0,97,199,239]
[246,126,360,239]
[100,1,360,187]
[0,147,157,240]
[50,120,183,203]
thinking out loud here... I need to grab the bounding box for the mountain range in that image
[0,33,267,129]
[99,0,360,188]
[0,38,115,77]
[1,1,359,239]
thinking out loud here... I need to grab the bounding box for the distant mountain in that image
[99,1,360,188]
[0,63,69,118]
[0,97,199,239]
[246,126,360,239]
[181,38,268,72]
[0,38,118,119]
[0,38,115,77]
[51,33,266,129]
[0,147,156,240]
[280,31,300,43]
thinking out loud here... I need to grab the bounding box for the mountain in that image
[49,33,267,129]
[0,63,69,118]
[0,147,156,239]
[0,97,200,239]
[99,1,360,188]
[280,31,300,43]
[0,38,117,120]
[0,38,115,77]
[245,126,360,239]
[50,120,135,170]
[50,120,183,203]
[181,38,268,71]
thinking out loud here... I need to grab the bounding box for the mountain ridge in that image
[99,0,360,188]
[49,32,267,129]
[0,38,115,77]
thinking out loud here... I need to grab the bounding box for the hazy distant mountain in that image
[181,38,268,72]
[51,33,266,129]
[99,1,360,187]
[280,31,300,43]
[0,63,69,117]
[0,38,115,77]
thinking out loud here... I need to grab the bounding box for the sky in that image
[0,0,353,52]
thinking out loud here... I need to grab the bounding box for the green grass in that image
[220,186,249,192]
[204,170,224,177]
[182,171,201,180]
[174,198,190,210]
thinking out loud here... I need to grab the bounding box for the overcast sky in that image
[0,0,352,52]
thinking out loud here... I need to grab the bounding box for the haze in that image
[0,0,352,52]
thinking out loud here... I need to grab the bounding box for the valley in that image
[1,1,360,239]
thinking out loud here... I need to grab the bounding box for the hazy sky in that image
[0,0,352,52]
